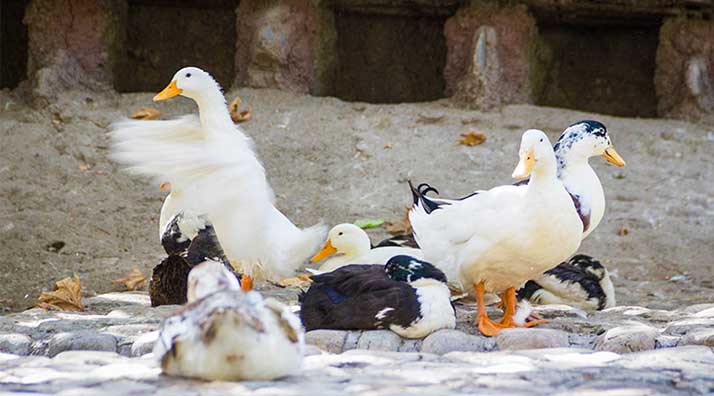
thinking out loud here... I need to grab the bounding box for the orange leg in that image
[475,281,505,337]
[240,274,253,291]
[498,287,518,326]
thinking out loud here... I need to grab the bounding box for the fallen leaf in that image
[229,96,252,123]
[617,226,629,236]
[354,218,385,229]
[78,163,92,172]
[131,107,161,120]
[37,274,84,311]
[384,206,412,235]
[112,267,146,291]
[277,273,313,288]
[383,143,393,149]
[457,130,487,146]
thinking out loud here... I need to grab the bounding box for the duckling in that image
[110,67,325,287]
[311,223,423,272]
[517,254,616,311]
[300,255,455,339]
[149,213,245,306]
[154,260,304,381]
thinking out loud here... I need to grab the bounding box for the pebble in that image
[678,328,714,347]
[421,329,496,354]
[664,318,714,335]
[305,330,347,354]
[130,331,159,357]
[0,333,32,356]
[47,331,117,357]
[356,330,402,351]
[497,328,570,350]
[594,325,658,353]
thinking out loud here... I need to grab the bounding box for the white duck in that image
[110,67,325,285]
[154,260,304,381]
[410,129,584,336]
[310,223,423,272]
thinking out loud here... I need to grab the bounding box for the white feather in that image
[389,278,455,339]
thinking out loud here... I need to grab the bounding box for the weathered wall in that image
[655,17,714,124]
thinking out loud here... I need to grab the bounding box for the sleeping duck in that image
[149,213,247,306]
[410,129,584,336]
[300,255,455,339]
[518,254,616,311]
[154,260,304,381]
[310,223,423,272]
[110,67,325,288]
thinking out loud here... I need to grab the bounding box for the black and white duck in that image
[299,255,455,339]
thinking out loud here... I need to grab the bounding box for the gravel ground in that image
[1,87,713,312]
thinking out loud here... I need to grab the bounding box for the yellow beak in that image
[153,80,183,102]
[602,146,626,167]
[512,148,535,179]
[311,240,337,263]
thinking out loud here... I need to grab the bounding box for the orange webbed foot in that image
[240,274,253,291]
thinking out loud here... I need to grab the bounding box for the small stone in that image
[0,333,32,356]
[421,329,496,354]
[594,325,658,353]
[305,330,347,354]
[679,328,714,347]
[497,328,570,350]
[664,318,714,335]
[655,335,681,349]
[47,331,117,357]
[130,331,159,357]
[356,330,402,351]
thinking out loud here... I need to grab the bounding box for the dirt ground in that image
[1,87,713,312]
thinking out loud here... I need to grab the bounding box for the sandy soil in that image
[1,87,713,312]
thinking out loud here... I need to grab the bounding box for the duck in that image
[310,223,423,272]
[409,129,584,336]
[110,67,326,286]
[154,260,304,381]
[300,255,455,339]
[149,213,247,307]
[517,254,616,311]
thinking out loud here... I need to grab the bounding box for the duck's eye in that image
[539,138,543,142]
[338,232,343,236]
[186,73,192,78]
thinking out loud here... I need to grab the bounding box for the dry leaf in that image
[112,267,146,291]
[457,130,487,147]
[383,143,393,149]
[229,96,252,123]
[277,273,313,288]
[384,206,412,235]
[131,107,161,120]
[78,163,92,172]
[617,226,629,236]
[37,274,84,311]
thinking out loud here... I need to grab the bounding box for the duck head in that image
[153,66,223,103]
[554,120,625,169]
[310,223,371,262]
[186,260,241,303]
[512,129,556,179]
[385,255,447,284]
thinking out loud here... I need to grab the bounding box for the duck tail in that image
[408,180,442,215]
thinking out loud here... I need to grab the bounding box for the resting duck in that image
[310,223,423,272]
[154,260,304,381]
[149,213,247,306]
[410,129,584,336]
[110,67,325,286]
[300,255,455,339]
[518,254,616,311]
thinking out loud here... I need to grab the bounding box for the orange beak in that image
[512,148,535,179]
[153,80,182,101]
[310,240,337,262]
[602,146,626,167]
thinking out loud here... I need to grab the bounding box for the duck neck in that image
[193,89,233,131]
[527,157,558,191]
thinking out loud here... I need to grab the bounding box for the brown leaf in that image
[457,130,487,147]
[617,226,629,236]
[78,163,92,172]
[112,267,146,291]
[131,107,161,120]
[229,96,252,123]
[37,274,84,311]
[384,206,412,235]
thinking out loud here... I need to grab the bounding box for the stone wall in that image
[5,0,714,121]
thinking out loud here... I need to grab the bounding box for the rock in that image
[305,330,347,354]
[235,0,336,95]
[691,306,714,318]
[421,329,496,354]
[130,331,159,357]
[664,318,714,336]
[0,333,32,356]
[655,335,680,349]
[497,328,570,350]
[47,331,117,357]
[595,325,658,353]
[304,345,323,356]
[679,328,714,347]
[356,330,402,352]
